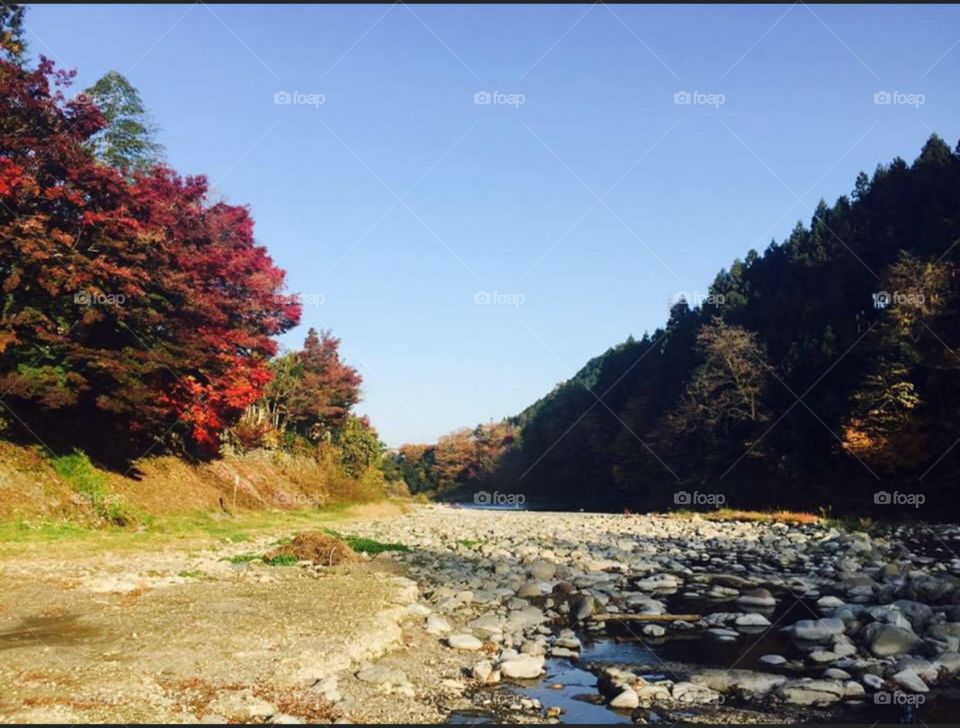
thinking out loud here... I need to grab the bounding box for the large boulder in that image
[862,623,923,657]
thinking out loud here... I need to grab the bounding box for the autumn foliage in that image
[0,52,300,454]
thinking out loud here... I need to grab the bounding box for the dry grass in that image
[666,508,822,525]
[264,531,358,566]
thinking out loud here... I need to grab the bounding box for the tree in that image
[671,319,772,438]
[0,4,25,63]
[0,53,300,455]
[334,415,383,477]
[84,71,163,172]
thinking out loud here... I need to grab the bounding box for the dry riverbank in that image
[3,505,960,724]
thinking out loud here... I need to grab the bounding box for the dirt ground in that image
[0,515,477,724]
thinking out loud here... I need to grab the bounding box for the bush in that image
[51,450,129,525]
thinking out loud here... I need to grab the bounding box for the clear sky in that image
[23,4,960,446]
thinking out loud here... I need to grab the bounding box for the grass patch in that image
[178,570,205,579]
[50,450,130,526]
[323,529,409,554]
[225,552,260,564]
[263,552,299,566]
[456,538,485,549]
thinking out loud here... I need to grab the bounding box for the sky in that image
[23,4,960,446]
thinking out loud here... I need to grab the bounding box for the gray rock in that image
[609,687,639,709]
[775,678,845,706]
[784,618,846,642]
[499,654,545,679]
[689,669,786,696]
[759,654,787,666]
[447,633,484,651]
[425,614,451,635]
[862,623,922,657]
[529,560,557,581]
[737,588,776,607]
[892,668,929,693]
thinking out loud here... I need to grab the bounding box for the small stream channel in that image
[449,591,960,724]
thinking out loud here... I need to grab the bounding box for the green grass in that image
[49,450,130,526]
[456,538,485,549]
[178,570,205,579]
[324,529,409,554]
[225,552,260,564]
[263,552,299,566]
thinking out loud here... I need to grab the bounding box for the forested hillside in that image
[398,136,960,516]
[0,6,392,522]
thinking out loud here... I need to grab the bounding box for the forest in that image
[395,134,960,517]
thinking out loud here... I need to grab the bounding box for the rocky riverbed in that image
[4,504,960,724]
[347,505,960,723]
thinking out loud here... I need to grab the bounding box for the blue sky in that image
[24,4,960,446]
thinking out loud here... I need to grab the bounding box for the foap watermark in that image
[874,691,926,706]
[291,292,326,308]
[873,91,925,108]
[74,290,125,307]
[473,90,525,108]
[873,290,924,310]
[669,291,726,308]
[674,490,726,507]
[874,490,925,509]
[274,492,327,508]
[474,490,526,508]
[274,90,326,108]
[674,90,726,108]
[474,290,525,307]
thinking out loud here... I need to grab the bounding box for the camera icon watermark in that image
[274,90,326,108]
[669,291,726,308]
[474,490,526,508]
[873,91,925,108]
[674,490,726,507]
[674,90,726,108]
[473,90,525,108]
[474,290,525,307]
[874,691,925,706]
[874,490,925,508]
[873,290,925,310]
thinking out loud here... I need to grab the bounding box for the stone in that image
[356,665,410,690]
[635,682,672,706]
[473,660,499,684]
[775,678,845,706]
[862,623,922,657]
[759,654,787,666]
[784,618,846,642]
[862,674,883,690]
[892,669,929,693]
[643,624,666,637]
[817,596,845,609]
[311,676,341,703]
[424,614,451,635]
[571,594,595,622]
[736,612,771,627]
[689,669,786,696]
[737,587,776,607]
[609,687,640,709]
[271,715,304,724]
[209,691,276,721]
[529,560,557,581]
[516,581,541,598]
[671,681,721,705]
[499,654,545,679]
[447,633,484,651]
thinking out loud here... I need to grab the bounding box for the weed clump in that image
[264,531,358,566]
